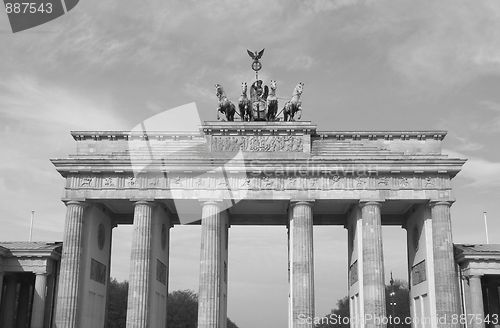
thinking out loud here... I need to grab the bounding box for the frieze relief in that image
[149,176,160,187]
[329,174,343,189]
[211,136,303,152]
[103,177,116,187]
[69,174,446,192]
[400,177,411,189]
[80,176,94,188]
[377,176,389,187]
[424,176,435,187]
[125,177,137,188]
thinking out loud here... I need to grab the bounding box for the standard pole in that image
[483,212,489,244]
[29,210,34,241]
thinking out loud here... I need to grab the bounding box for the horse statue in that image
[238,82,252,121]
[215,84,236,121]
[266,80,278,121]
[283,82,304,121]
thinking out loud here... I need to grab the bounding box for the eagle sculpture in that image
[247,48,265,61]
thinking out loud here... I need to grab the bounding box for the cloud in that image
[0,74,128,242]
[444,149,500,188]
[478,101,500,131]
[480,100,500,113]
[0,75,125,131]
[387,0,500,87]
[446,132,485,152]
[299,0,363,14]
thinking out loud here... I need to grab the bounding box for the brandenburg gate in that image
[51,121,465,328]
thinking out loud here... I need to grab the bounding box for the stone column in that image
[55,200,87,328]
[1,275,17,328]
[360,201,387,328]
[16,281,32,328]
[44,271,57,328]
[31,273,48,328]
[431,201,461,327]
[197,201,225,328]
[289,201,315,328]
[469,275,485,328]
[0,271,4,308]
[126,201,155,328]
[488,285,500,328]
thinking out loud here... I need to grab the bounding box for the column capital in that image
[429,200,454,207]
[359,200,384,208]
[200,200,224,208]
[290,200,315,208]
[132,200,156,207]
[64,200,89,208]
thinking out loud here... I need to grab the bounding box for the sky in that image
[1,1,500,327]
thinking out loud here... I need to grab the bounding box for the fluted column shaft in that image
[290,201,314,328]
[198,202,223,328]
[361,201,387,328]
[31,273,48,328]
[469,275,485,328]
[55,201,87,328]
[126,201,154,328]
[1,275,17,328]
[431,201,461,327]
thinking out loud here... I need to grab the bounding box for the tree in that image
[106,280,240,328]
[167,290,199,328]
[167,290,240,328]
[106,278,129,328]
[316,280,410,328]
[316,296,350,328]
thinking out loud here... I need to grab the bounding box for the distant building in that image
[455,244,500,328]
[0,242,61,328]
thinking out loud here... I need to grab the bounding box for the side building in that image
[0,242,61,328]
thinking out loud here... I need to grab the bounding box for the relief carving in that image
[241,178,251,188]
[355,176,366,188]
[103,177,114,187]
[90,258,106,285]
[377,177,389,186]
[126,177,137,187]
[424,176,435,187]
[218,178,229,187]
[262,177,274,188]
[411,260,426,286]
[80,176,93,187]
[330,174,341,188]
[196,178,206,187]
[212,136,303,152]
[172,176,182,186]
[156,259,167,285]
[286,177,297,188]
